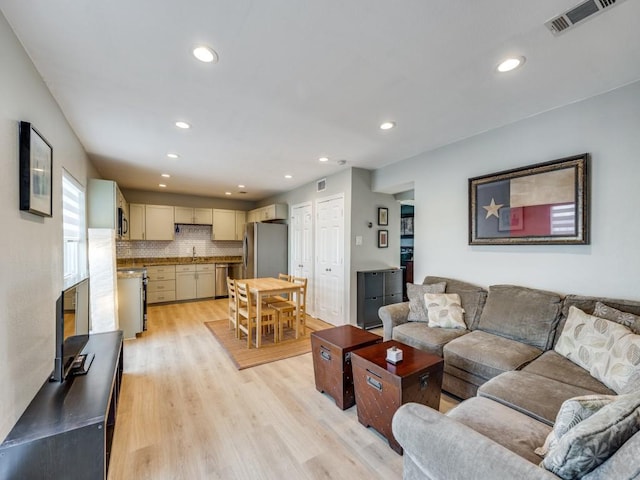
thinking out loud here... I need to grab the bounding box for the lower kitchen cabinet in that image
[146,265,176,304]
[176,264,215,300]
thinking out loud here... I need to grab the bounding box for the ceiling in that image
[2,1,640,200]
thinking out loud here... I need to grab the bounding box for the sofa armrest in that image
[392,403,558,480]
[378,302,410,341]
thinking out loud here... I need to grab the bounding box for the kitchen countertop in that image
[117,256,242,268]
[117,267,147,279]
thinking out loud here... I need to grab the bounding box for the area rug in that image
[205,316,332,370]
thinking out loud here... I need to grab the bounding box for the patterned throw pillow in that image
[424,293,466,329]
[407,282,446,322]
[535,395,616,457]
[593,301,640,335]
[542,391,640,478]
[555,306,640,393]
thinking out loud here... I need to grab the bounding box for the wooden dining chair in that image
[227,277,238,337]
[236,281,279,348]
[269,276,307,338]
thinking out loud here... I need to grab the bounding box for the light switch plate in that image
[355,235,363,246]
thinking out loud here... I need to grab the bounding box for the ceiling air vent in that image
[545,0,627,36]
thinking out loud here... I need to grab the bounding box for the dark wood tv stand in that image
[0,331,124,479]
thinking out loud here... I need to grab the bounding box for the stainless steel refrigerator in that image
[243,222,288,278]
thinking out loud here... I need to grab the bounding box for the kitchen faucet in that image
[192,246,196,261]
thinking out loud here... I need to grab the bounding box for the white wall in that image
[372,81,640,299]
[0,12,95,441]
[262,167,399,324]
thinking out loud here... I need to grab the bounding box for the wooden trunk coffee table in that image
[311,325,382,410]
[352,340,443,454]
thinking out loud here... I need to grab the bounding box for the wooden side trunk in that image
[352,348,443,454]
[311,326,381,410]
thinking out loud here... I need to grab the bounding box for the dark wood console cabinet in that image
[357,268,403,329]
[0,331,124,479]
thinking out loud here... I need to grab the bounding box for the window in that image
[62,170,87,280]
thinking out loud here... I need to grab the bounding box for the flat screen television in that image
[51,277,94,382]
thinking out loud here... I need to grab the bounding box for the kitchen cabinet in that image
[175,207,212,225]
[128,204,145,240]
[176,264,215,300]
[248,203,288,223]
[356,268,403,329]
[212,209,245,240]
[212,209,236,240]
[128,204,175,240]
[87,179,128,239]
[146,265,176,303]
[235,210,246,240]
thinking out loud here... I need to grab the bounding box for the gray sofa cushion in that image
[522,351,615,395]
[406,282,447,321]
[392,321,468,357]
[478,371,612,426]
[424,276,487,330]
[476,285,562,350]
[447,396,551,465]
[444,330,543,382]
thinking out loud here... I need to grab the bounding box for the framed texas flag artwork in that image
[469,154,589,245]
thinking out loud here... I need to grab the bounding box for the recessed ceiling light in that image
[380,121,395,130]
[284,174,293,179]
[161,173,171,178]
[497,56,525,73]
[319,157,329,162]
[175,121,191,129]
[225,191,232,196]
[238,184,245,188]
[193,46,218,63]
[167,153,180,159]
[159,184,167,188]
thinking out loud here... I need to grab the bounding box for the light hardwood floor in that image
[108,299,453,480]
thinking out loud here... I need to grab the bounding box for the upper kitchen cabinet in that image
[235,211,246,241]
[174,207,212,225]
[87,179,129,239]
[128,204,175,241]
[248,204,287,223]
[212,209,237,241]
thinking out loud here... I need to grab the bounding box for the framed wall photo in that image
[378,207,388,226]
[19,121,53,217]
[378,229,388,248]
[401,216,414,236]
[469,153,589,245]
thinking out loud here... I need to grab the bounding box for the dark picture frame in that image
[378,207,388,226]
[401,216,414,236]
[378,229,388,248]
[469,154,589,245]
[19,121,53,217]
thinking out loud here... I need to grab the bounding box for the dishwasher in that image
[215,263,243,297]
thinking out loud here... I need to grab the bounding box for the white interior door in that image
[315,195,345,325]
[290,202,314,315]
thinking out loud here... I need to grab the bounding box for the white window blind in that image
[62,170,87,279]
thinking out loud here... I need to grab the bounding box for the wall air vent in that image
[545,0,627,36]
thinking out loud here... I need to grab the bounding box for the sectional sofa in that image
[378,276,640,479]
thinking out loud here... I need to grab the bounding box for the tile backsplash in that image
[116,225,242,258]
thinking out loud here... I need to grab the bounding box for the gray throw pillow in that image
[594,301,640,335]
[407,282,446,322]
[542,391,640,479]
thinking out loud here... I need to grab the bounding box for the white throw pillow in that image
[424,293,466,329]
[555,306,640,393]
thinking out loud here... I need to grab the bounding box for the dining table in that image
[239,277,303,348]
